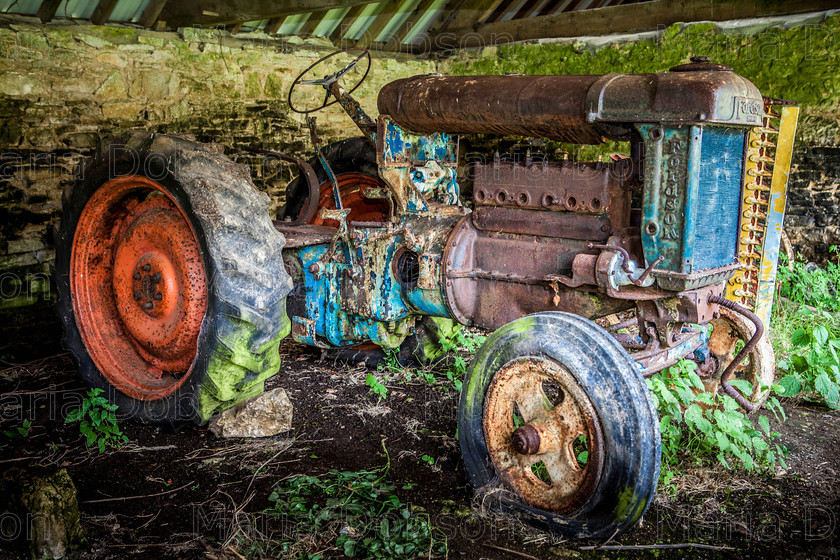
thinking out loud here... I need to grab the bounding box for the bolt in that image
[142,302,153,310]
[133,273,141,281]
[152,273,162,283]
[142,264,151,272]
[154,292,162,301]
[134,291,142,301]
[511,424,541,455]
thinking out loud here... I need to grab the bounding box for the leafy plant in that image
[420,454,434,467]
[366,373,388,401]
[266,442,447,559]
[776,313,840,409]
[647,360,786,486]
[435,329,486,392]
[777,249,840,312]
[772,249,840,409]
[3,419,31,439]
[65,388,128,453]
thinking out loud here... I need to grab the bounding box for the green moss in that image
[97,27,139,41]
[264,73,285,99]
[451,16,840,148]
[244,72,262,98]
[196,314,291,423]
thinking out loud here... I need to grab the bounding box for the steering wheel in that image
[288,49,371,114]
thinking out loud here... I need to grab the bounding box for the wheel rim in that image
[310,173,389,227]
[483,357,604,514]
[71,175,207,400]
[706,306,775,406]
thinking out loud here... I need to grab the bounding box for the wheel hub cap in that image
[71,176,207,400]
[483,357,604,514]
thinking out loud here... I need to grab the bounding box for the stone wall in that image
[0,17,436,357]
[787,147,840,261]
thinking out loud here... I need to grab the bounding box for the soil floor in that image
[0,338,838,560]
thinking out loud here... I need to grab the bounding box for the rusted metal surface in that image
[473,159,634,220]
[633,328,705,377]
[707,295,775,411]
[273,223,337,248]
[472,207,611,241]
[71,175,206,400]
[635,283,724,348]
[482,357,604,514]
[378,75,605,144]
[377,71,763,144]
[443,216,633,329]
[243,146,321,225]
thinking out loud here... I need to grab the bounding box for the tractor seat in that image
[272,222,337,248]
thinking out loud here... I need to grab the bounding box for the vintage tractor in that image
[55,50,799,540]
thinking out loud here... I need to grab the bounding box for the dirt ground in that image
[0,337,838,560]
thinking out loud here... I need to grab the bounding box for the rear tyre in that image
[459,312,660,540]
[55,131,292,425]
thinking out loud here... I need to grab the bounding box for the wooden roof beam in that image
[351,1,402,48]
[36,0,62,23]
[392,0,450,47]
[329,3,369,43]
[139,0,169,29]
[91,0,119,25]
[297,10,330,36]
[159,0,376,28]
[428,0,840,50]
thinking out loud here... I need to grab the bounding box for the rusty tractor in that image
[55,50,799,539]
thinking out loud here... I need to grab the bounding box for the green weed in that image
[647,360,787,490]
[366,373,388,401]
[3,419,31,439]
[64,388,128,453]
[266,442,447,559]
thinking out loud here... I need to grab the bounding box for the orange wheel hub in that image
[310,173,389,227]
[71,176,207,400]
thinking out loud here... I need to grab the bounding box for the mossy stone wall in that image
[0,19,436,357]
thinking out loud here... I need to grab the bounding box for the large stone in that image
[0,467,85,559]
[209,387,293,438]
[128,70,175,99]
[101,100,143,120]
[0,73,41,97]
[94,71,126,99]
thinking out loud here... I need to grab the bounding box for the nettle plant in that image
[777,315,840,409]
[773,250,840,409]
[65,388,129,453]
[646,360,787,488]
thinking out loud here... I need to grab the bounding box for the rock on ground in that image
[208,387,293,438]
[0,467,85,559]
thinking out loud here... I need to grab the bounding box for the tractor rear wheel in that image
[55,132,292,425]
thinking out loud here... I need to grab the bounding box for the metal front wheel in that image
[458,312,660,540]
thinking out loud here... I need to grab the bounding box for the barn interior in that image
[1,0,839,558]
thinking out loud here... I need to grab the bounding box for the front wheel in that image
[458,312,660,540]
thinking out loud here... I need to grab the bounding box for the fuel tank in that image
[377,70,763,144]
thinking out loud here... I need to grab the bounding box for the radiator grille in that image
[693,127,745,271]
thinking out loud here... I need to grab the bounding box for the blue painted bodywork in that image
[638,124,746,290]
